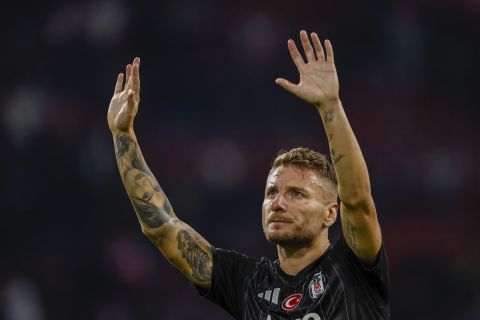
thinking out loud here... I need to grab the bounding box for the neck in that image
[277,232,330,276]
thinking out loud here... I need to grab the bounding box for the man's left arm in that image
[276,30,381,263]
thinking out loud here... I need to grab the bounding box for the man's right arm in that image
[108,58,212,289]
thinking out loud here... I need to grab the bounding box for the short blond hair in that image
[270,147,337,186]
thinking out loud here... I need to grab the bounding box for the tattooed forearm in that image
[115,135,132,157]
[131,151,155,177]
[131,196,171,228]
[324,109,335,122]
[330,148,345,165]
[176,230,212,283]
[347,219,358,254]
[114,133,174,229]
[115,134,151,174]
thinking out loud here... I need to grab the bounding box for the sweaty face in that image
[262,165,335,247]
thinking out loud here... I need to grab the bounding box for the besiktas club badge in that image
[308,272,325,299]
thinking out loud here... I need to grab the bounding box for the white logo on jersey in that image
[297,313,322,320]
[266,312,321,320]
[308,271,325,299]
[257,288,280,304]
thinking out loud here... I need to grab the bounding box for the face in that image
[124,168,161,201]
[262,165,337,247]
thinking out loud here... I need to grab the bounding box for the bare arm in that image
[108,58,212,288]
[276,31,382,263]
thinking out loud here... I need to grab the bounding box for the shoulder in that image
[330,235,390,300]
[212,247,262,263]
[331,235,388,269]
[212,247,273,275]
[197,249,277,318]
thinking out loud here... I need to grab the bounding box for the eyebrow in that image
[265,185,275,192]
[286,186,309,193]
[265,185,309,193]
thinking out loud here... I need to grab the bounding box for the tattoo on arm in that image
[114,134,174,229]
[115,135,131,157]
[130,196,171,228]
[324,109,335,122]
[347,219,358,254]
[330,148,345,165]
[176,230,212,283]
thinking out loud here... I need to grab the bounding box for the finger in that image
[324,39,334,63]
[311,33,325,62]
[275,78,298,95]
[114,73,124,94]
[287,39,305,68]
[127,89,137,108]
[300,30,316,62]
[131,57,141,95]
[125,64,132,88]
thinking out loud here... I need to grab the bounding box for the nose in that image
[271,193,287,212]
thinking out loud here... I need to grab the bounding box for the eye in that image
[290,191,303,198]
[266,190,277,198]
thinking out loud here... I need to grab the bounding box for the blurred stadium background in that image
[1,0,479,319]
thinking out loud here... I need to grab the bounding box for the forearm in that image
[112,131,214,288]
[113,131,176,233]
[317,99,372,207]
[108,58,213,287]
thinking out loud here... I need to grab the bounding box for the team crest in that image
[308,271,325,299]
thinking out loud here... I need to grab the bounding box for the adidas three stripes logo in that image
[257,288,281,304]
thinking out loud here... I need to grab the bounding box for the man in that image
[107,30,389,319]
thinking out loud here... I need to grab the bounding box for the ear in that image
[324,202,338,227]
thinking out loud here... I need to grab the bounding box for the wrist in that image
[314,97,341,112]
[111,128,135,138]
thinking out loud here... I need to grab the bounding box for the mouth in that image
[267,220,292,232]
[269,220,290,224]
[267,216,292,224]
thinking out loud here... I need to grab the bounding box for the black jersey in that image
[196,236,389,320]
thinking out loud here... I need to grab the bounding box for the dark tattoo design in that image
[347,219,358,254]
[130,146,155,177]
[325,109,335,122]
[114,134,174,229]
[330,148,345,165]
[333,154,345,165]
[132,156,154,177]
[177,230,212,283]
[162,197,172,215]
[115,135,131,157]
[131,196,171,228]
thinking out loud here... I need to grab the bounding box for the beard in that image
[263,224,316,247]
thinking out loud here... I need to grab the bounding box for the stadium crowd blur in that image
[1,0,479,319]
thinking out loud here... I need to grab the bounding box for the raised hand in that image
[108,57,141,133]
[276,31,339,109]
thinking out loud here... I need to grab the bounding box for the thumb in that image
[275,78,298,94]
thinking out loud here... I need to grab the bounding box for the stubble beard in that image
[263,224,316,247]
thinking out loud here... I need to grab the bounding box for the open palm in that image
[276,31,339,108]
[108,57,141,133]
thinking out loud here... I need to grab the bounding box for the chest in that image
[242,262,350,320]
